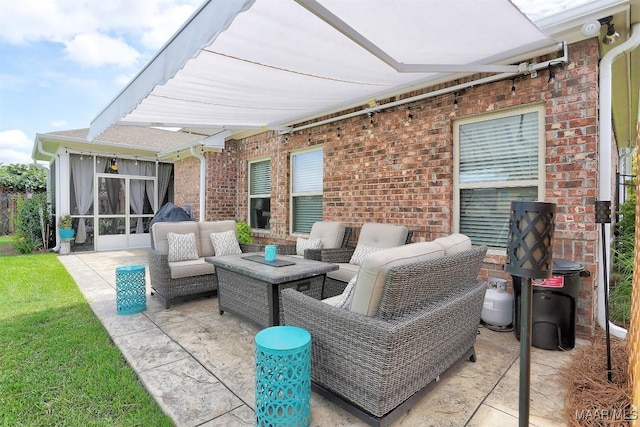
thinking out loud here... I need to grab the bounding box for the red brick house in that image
[41,1,640,343]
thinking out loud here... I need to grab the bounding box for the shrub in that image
[610,192,635,328]
[236,221,253,244]
[13,194,51,254]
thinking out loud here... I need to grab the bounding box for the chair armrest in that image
[276,244,297,255]
[304,247,355,262]
[240,243,264,253]
[147,248,171,289]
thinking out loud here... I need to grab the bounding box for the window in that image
[454,105,545,248]
[249,159,271,230]
[291,147,323,234]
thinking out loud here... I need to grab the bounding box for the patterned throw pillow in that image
[167,232,199,262]
[349,243,380,265]
[296,237,322,256]
[335,275,358,309]
[210,230,242,256]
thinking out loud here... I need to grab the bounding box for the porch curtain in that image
[70,155,94,244]
[118,159,145,233]
[157,163,172,211]
[144,163,155,214]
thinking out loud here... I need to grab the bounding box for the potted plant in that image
[58,214,75,239]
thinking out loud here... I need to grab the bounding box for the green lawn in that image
[0,252,173,426]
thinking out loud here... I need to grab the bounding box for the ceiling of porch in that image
[87,0,638,151]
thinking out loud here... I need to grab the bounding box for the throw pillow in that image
[335,275,358,309]
[349,243,380,265]
[167,232,199,262]
[296,237,322,256]
[210,230,242,256]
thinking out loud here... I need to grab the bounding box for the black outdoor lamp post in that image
[505,201,556,427]
[595,200,613,382]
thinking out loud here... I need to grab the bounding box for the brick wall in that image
[174,39,602,337]
[174,157,200,218]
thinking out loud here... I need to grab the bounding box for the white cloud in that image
[0,0,201,67]
[64,33,140,68]
[0,129,34,165]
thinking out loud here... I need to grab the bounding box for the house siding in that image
[175,39,602,338]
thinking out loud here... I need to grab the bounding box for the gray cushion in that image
[350,242,444,317]
[296,237,322,256]
[210,230,242,256]
[152,221,200,255]
[167,232,199,262]
[326,262,359,283]
[334,274,358,309]
[309,221,346,249]
[432,233,472,255]
[168,258,216,279]
[357,222,409,249]
[198,220,237,257]
[349,243,381,265]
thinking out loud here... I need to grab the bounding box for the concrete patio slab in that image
[58,249,582,427]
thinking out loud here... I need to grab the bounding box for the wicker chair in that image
[281,244,488,426]
[306,222,412,298]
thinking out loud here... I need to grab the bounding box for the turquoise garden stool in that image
[116,265,146,315]
[255,326,311,427]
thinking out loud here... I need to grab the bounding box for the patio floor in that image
[58,249,583,427]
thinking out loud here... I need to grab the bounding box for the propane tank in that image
[481,278,514,328]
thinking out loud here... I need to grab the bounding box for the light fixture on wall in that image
[510,79,516,97]
[599,16,620,45]
[453,92,459,109]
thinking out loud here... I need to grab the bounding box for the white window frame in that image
[453,104,546,249]
[290,146,324,235]
[248,157,271,231]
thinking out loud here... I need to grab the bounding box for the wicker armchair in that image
[308,223,412,298]
[281,245,488,426]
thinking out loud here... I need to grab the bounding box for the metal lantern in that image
[505,201,556,427]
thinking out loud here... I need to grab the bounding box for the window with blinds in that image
[291,148,323,234]
[454,106,544,248]
[249,159,271,230]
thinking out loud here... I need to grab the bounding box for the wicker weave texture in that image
[281,246,487,418]
[147,249,217,308]
[217,268,324,328]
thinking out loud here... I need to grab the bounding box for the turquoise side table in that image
[116,265,146,315]
[255,326,311,426]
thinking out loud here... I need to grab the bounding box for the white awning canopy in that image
[89,0,556,140]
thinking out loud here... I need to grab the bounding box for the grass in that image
[0,252,173,426]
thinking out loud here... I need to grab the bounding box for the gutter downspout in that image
[597,23,640,339]
[190,147,206,222]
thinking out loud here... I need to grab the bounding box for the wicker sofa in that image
[148,220,242,308]
[281,236,487,426]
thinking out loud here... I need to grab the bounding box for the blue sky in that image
[0,0,202,165]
